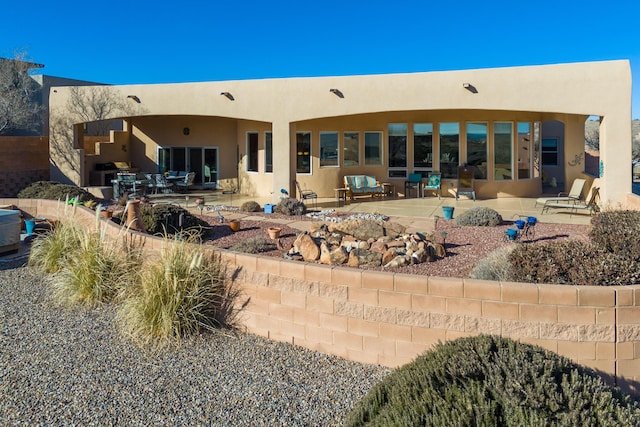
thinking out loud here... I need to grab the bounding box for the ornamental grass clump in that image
[28,219,83,274]
[117,233,241,347]
[469,245,515,281]
[230,237,276,254]
[51,229,142,306]
[345,335,640,426]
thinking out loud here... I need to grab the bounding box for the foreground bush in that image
[455,206,503,226]
[505,210,640,286]
[117,234,241,346]
[18,181,97,203]
[590,210,640,262]
[345,335,640,426]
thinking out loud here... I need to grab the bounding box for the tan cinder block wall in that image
[6,198,640,396]
[0,137,50,197]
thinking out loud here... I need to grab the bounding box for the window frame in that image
[493,121,513,181]
[246,131,259,173]
[343,131,360,167]
[541,137,559,166]
[296,131,312,174]
[319,131,339,168]
[413,123,433,178]
[265,131,273,173]
[388,123,408,179]
[466,122,488,180]
[364,131,383,166]
[439,122,460,179]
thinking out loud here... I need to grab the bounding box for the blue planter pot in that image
[515,219,525,230]
[527,216,537,226]
[506,228,518,240]
[442,206,454,220]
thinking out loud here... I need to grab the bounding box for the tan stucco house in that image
[48,60,633,206]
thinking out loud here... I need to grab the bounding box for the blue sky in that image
[3,0,639,118]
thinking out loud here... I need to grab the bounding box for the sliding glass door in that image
[157,146,218,188]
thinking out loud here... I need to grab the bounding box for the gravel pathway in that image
[0,267,390,426]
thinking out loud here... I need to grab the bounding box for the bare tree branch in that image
[0,51,42,135]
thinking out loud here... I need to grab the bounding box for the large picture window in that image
[413,123,433,178]
[319,132,339,167]
[494,122,513,180]
[439,123,459,179]
[388,123,407,178]
[247,132,258,172]
[466,122,487,179]
[364,132,382,165]
[343,132,359,166]
[296,132,311,174]
[265,132,272,173]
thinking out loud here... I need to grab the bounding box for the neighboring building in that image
[48,60,633,206]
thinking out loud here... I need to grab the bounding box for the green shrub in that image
[240,200,262,212]
[509,238,640,286]
[455,206,503,226]
[345,335,640,426]
[275,197,307,216]
[117,235,241,346]
[17,181,97,203]
[590,210,640,261]
[118,203,212,237]
[230,237,276,254]
[469,245,515,281]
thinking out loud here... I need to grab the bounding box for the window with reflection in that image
[319,132,339,167]
[343,132,359,166]
[542,138,558,166]
[296,132,311,174]
[388,123,407,178]
[494,122,513,180]
[466,122,487,179]
[517,123,531,179]
[265,132,272,173]
[413,123,433,178]
[533,122,541,178]
[439,123,459,179]
[364,131,382,165]
[247,132,258,172]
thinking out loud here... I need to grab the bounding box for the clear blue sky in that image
[3,0,639,118]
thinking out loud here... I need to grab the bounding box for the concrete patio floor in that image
[147,189,595,234]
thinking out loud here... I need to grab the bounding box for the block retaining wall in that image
[5,198,640,396]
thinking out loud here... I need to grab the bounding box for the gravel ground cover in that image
[200,212,590,278]
[0,267,390,426]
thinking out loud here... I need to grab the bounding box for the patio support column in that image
[600,112,632,205]
[271,120,295,203]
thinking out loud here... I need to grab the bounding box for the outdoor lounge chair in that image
[422,171,441,199]
[535,178,586,209]
[456,165,476,201]
[175,172,196,193]
[541,187,600,215]
[295,180,318,208]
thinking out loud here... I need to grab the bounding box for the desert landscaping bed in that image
[196,211,590,278]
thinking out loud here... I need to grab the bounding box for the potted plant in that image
[268,226,282,240]
[229,219,241,232]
